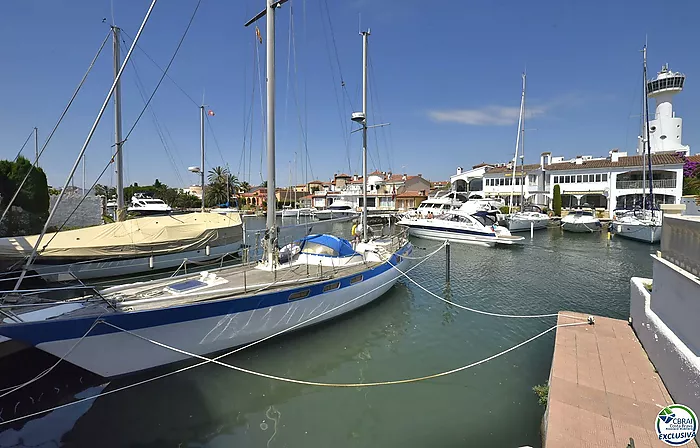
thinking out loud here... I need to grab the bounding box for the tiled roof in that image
[334,173,351,178]
[545,153,685,171]
[396,191,428,198]
[369,170,384,176]
[385,174,420,182]
[688,154,700,163]
[472,163,493,169]
[486,163,541,174]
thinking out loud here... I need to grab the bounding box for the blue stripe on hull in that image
[0,244,411,346]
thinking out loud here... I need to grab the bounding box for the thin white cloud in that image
[428,106,546,126]
[428,92,588,126]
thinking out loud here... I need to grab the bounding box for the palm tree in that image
[208,166,229,185]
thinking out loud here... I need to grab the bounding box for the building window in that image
[602,174,608,181]
[576,175,582,183]
[553,175,559,183]
[565,175,571,183]
[582,175,588,182]
[500,178,504,186]
[595,174,601,182]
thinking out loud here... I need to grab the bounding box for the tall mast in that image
[361,30,369,242]
[642,45,655,209]
[520,72,526,211]
[509,73,525,210]
[266,0,277,266]
[112,26,126,221]
[199,105,205,212]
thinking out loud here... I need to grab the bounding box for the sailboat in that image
[502,73,550,233]
[610,46,662,243]
[0,1,411,379]
[0,26,243,283]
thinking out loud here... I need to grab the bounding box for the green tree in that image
[261,180,268,188]
[239,181,251,193]
[552,184,562,216]
[0,156,49,236]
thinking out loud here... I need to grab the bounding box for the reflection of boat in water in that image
[0,283,412,447]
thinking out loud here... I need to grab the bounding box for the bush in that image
[533,382,549,407]
[499,206,510,214]
[552,184,562,216]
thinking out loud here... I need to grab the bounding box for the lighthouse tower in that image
[640,64,690,155]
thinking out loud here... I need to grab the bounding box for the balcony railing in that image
[616,179,677,189]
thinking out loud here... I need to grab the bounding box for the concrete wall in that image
[630,277,700,411]
[48,193,103,229]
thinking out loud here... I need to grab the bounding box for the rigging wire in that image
[0,30,111,226]
[368,53,394,172]
[120,0,203,145]
[254,34,266,184]
[11,129,36,163]
[317,0,352,175]
[120,29,200,108]
[367,54,383,172]
[122,41,186,187]
[205,113,228,167]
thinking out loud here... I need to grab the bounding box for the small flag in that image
[208,110,215,116]
[255,26,262,44]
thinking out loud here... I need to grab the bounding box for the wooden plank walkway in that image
[545,311,698,448]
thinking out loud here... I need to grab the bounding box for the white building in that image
[450,64,694,217]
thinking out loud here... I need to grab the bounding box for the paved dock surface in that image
[545,312,698,448]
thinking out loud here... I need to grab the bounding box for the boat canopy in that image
[0,212,243,261]
[299,234,356,257]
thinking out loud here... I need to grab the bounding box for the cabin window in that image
[323,282,341,292]
[289,289,311,301]
[350,275,363,284]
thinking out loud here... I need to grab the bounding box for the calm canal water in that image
[0,220,656,448]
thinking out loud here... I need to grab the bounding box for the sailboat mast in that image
[200,105,206,212]
[266,0,277,265]
[520,73,526,212]
[361,30,369,242]
[642,45,655,209]
[112,26,126,221]
[509,74,525,210]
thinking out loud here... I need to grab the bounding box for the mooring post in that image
[531,221,534,239]
[445,240,451,283]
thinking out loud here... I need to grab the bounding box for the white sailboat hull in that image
[505,216,549,232]
[561,221,601,233]
[611,222,662,243]
[31,241,242,282]
[32,254,410,377]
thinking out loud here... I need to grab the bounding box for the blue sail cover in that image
[299,234,357,257]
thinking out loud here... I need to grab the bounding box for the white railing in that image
[616,179,677,189]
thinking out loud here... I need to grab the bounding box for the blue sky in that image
[1,0,698,189]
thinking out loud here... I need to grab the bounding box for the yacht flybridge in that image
[0,2,411,381]
[127,193,172,215]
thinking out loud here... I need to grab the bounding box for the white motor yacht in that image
[314,201,359,221]
[561,208,602,233]
[127,193,172,215]
[610,209,662,243]
[504,205,550,232]
[398,210,523,247]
